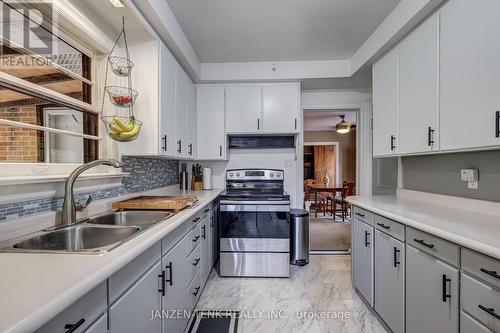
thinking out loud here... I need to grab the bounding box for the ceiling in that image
[166,0,401,63]
[304,110,357,132]
[69,0,155,44]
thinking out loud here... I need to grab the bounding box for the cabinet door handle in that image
[413,238,434,249]
[202,225,206,239]
[210,215,214,227]
[442,274,451,302]
[193,217,201,223]
[364,230,370,247]
[192,235,200,242]
[177,140,182,153]
[428,127,435,146]
[294,118,297,130]
[479,305,500,320]
[355,212,365,218]
[204,208,210,213]
[192,286,201,296]
[193,258,201,267]
[64,319,85,333]
[480,268,500,280]
[377,223,390,230]
[219,145,222,157]
[188,143,193,155]
[496,111,500,138]
[158,270,166,296]
[162,135,167,151]
[390,135,396,151]
[165,262,173,286]
[257,118,260,130]
[393,247,401,267]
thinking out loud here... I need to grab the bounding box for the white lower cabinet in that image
[461,311,494,333]
[108,261,162,333]
[162,237,190,333]
[200,216,211,284]
[374,230,405,333]
[84,314,107,333]
[352,218,374,306]
[406,245,459,333]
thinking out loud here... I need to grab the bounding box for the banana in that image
[116,122,140,141]
[108,122,122,134]
[113,116,135,132]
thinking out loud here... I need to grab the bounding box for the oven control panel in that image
[226,169,283,180]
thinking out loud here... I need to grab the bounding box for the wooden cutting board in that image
[112,195,198,212]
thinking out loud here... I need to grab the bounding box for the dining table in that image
[307,183,344,218]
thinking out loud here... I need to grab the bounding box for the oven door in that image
[219,203,290,252]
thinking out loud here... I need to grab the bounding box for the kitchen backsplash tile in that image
[0,156,179,221]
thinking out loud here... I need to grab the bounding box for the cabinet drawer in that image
[186,225,201,256]
[462,273,500,332]
[187,243,201,286]
[406,227,459,267]
[187,270,202,311]
[462,248,500,290]
[353,206,373,225]
[162,222,187,256]
[462,311,494,333]
[109,241,161,303]
[374,214,405,241]
[35,282,106,333]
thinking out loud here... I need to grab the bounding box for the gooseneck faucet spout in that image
[60,159,123,226]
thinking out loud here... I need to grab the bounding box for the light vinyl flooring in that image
[196,255,387,333]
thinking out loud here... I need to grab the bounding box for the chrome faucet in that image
[60,158,123,226]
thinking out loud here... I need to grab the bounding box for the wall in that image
[0,107,40,162]
[402,150,500,202]
[304,130,356,183]
[0,156,179,221]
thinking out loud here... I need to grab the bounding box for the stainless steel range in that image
[219,169,290,277]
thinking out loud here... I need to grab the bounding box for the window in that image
[0,1,99,165]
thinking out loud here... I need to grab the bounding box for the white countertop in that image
[347,194,500,260]
[0,187,223,333]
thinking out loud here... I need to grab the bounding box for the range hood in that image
[228,135,295,149]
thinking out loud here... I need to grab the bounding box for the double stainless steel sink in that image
[0,211,174,254]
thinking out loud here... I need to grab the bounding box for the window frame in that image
[0,1,106,175]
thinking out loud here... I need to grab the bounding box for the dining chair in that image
[331,182,355,221]
[304,179,326,215]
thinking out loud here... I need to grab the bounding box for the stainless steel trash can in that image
[290,209,309,266]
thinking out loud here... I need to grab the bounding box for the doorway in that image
[303,110,357,253]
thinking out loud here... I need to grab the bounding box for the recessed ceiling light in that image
[109,0,125,8]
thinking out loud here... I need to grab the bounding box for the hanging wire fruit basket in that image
[100,17,142,142]
[108,56,134,77]
[102,115,143,142]
[105,86,138,108]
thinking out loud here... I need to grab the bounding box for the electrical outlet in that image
[461,169,479,189]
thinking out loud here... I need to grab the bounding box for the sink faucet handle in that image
[75,195,93,212]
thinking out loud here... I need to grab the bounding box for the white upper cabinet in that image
[159,42,177,157]
[262,83,300,133]
[187,79,196,158]
[440,0,500,151]
[225,85,262,133]
[398,13,439,154]
[373,47,398,157]
[175,64,189,159]
[196,85,226,160]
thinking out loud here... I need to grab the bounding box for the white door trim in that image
[298,90,372,208]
